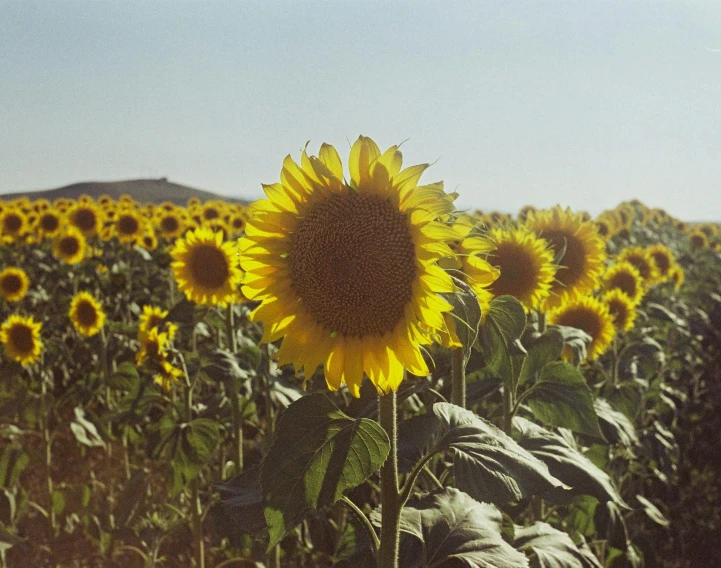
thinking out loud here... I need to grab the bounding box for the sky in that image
[1,0,720,220]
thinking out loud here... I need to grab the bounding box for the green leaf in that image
[477,295,527,389]
[391,488,530,568]
[260,393,390,548]
[443,276,482,370]
[549,325,591,365]
[524,362,602,437]
[646,303,686,327]
[594,398,638,449]
[635,495,670,529]
[518,329,565,387]
[401,403,567,505]
[514,522,603,568]
[171,418,221,493]
[514,417,626,507]
[0,447,28,489]
[218,466,267,536]
[107,361,139,389]
[70,407,106,448]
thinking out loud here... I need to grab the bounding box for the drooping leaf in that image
[635,494,670,529]
[400,403,567,505]
[594,398,638,449]
[443,276,483,370]
[388,488,530,568]
[549,325,591,365]
[70,406,106,448]
[260,393,390,548]
[170,418,221,494]
[514,522,603,568]
[477,295,527,388]
[524,362,602,437]
[218,466,267,536]
[518,329,565,387]
[514,417,625,507]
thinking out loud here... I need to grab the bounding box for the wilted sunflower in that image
[689,230,708,249]
[0,268,30,302]
[603,262,646,305]
[603,289,637,332]
[486,227,556,311]
[525,206,606,310]
[53,227,87,264]
[617,247,659,284]
[69,292,106,337]
[548,296,616,361]
[240,136,458,396]
[172,227,241,306]
[68,203,102,237]
[647,244,675,282]
[0,208,28,240]
[0,314,42,366]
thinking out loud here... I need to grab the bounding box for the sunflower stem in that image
[39,369,56,535]
[377,391,400,568]
[182,359,204,568]
[502,382,513,435]
[226,305,243,474]
[450,347,466,409]
[341,496,379,554]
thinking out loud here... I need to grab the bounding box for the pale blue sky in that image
[2,1,720,220]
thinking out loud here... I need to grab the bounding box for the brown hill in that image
[2,178,250,206]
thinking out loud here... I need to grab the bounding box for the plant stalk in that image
[450,347,466,409]
[377,391,400,568]
[227,305,243,473]
[40,371,56,534]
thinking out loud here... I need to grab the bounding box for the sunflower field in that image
[1,137,720,568]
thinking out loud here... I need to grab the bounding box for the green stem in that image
[230,384,243,475]
[450,348,466,409]
[40,371,56,534]
[183,361,204,568]
[341,496,379,553]
[502,382,513,435]
[377,391,400,568]
[266,546,280,568]
[226,305,237,353]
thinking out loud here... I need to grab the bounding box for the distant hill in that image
[2,178,250,206]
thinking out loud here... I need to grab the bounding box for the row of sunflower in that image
[1,137,719,567]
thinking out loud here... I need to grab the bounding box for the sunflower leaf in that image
[549,325,591,365]
[524,362,603,438]
[372,488,529,568]
[443,276,482,370]
[260,393,389,549]
[518,328,565,387]
[514,522,604,568]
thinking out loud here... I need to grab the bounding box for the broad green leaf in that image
[107,361,139,389]
[443,276,483,370]
[171,418,221,494]
[514,522,603,568]
[549,325,591,365]
[391,488,530,568]
[218,466,267,536]
[514,417,626,507]
[524,362,602,437]
[594,398,638,449]
[400,403,567,505]
[477,295,527,388]
[260,393,389,548]
[518,329,565,387]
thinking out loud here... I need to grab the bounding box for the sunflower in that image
[138,305,172,342]
[548,296,616,361]
[486,227,556,311]
[603,289,637,332]
[0,314,42,366]
[172,227,241,306]
[0,208,28,240]
[517,205,536,223]
[201,201,224,223]
[136,326,172,366]
[524,206,606,310]
[229,213,247,235]
[36,210,63,239]
[669,265,685,291]
[69,292,106,337]
[53,227,87,264]
[689,230,708,249]
[603,262,646,305]
[115,210,144,244]
[617,247,659,284]
[240,136,458,396]
[647,244,675,282]
[140,231,158,251]
[156,210,185,239]
[68,203,103,237]
[0,268,30,302]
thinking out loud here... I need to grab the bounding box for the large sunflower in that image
[0,268,30,302]
[647,244,675,283]
[486,227,556,311]
[0,314,42,366]
[617,247,659,284]
[68,203,103,237]
[240,136,457,396]
[172,227,241,306]
[548,296,616,361]
[69,292,106,337]
[53,227,87,264]
[603,289,637,332]
[525,206,606,310]
[603,262,646,305]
